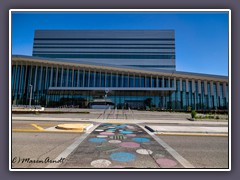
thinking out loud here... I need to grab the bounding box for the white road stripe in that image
[45,123,100,168]
[138,125,195,168]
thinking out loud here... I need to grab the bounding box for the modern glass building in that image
[11,30,228,111]
[32,30,176,71]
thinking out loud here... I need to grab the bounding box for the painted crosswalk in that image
[54,123,194,169]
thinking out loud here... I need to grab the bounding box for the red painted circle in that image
[99,132,115,135]
[120,142,140,148]
[156,158,177,168]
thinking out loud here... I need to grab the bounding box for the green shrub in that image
[216,116,220,119]
[191,110,197,118]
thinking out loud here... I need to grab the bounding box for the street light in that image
[29,84,33,107]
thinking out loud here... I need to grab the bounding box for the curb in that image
[144,125,155,132]
[155,132,228,137]
[55,123,94,131]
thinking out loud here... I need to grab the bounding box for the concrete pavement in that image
[12,117,228,135]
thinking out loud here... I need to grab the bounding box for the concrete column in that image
[77,69,80,87]
[23,64,28,93]
[168,77,170,88]
[133,74,136,87]
[111,72,113,87]
[192,79,195,93]
[50,66,53,87]
[88,69,90,87]
[210,81,214,96]
[223,82,227,98]
[13,63,18,91]
[60,66,63,87]
[72,67,74,87]
[156,76,159,88]
[66,67,69,87]
[145,75,147,88]
[198,80,201,94]
[180,78,182,91]
[150,75,152,88]
[34,65,38,92]
[204,81,208,95]
[18,64,23,94]
[194,91,197,110]
[217,82,220,97]
[93,70,96,87]
[174,77,176,89]
[82,69,85,87]
[39,65,43,90]
[45,65,48,89]
[29,64,33,89]
[116,72,118,87]
[105,71,107,87]
[186,79,189,92]
[55,66,58,87]
[121,73,123,87]
[162,76,164,88]
[99,71,101,87]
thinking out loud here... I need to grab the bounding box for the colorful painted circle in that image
[108,126,116,129]
[96,135,108,138]
[95,129,104,132]
[91,159,112,168]
[117,124,128,128]
[111,166,125,168]
[119,130,133,134]
[108,140,122,144]
[100,132,115,135]
[106,130,115,132]
[126,125,135,130]
[88,138,107,143]
[136,149,153,155]
[132,137,150,143]
[103,123,113,126]
[120,142,140,148]
[125,134,136,137]
[110,152,136,162]
[156,158,177,168]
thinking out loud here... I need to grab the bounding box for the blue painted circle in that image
[88,138,107,143]
[107,128,116,130]
[102,123,113,126]
[106,130,115,132]
[110,152,136,162]
[132,137,151,143]
[119,130,133,134]
[116,124,128,129]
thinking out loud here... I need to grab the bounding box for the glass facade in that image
[11,62,229,110]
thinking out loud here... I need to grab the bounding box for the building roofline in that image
[12,55,228,82]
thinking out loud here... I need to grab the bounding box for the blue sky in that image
[11,11,229,76]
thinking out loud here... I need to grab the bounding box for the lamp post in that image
[29,84,33,107]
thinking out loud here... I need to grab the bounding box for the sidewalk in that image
[12,115,229,135]
[144,125,228,135]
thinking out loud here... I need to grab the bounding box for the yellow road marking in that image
[31,124,44,130]
[31,123,58,126]
[156,132,228,137]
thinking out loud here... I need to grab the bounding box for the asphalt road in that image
[11,127,228,169]
[159,136,229,168]
[12,132,80,168]
[10,110,229,169]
